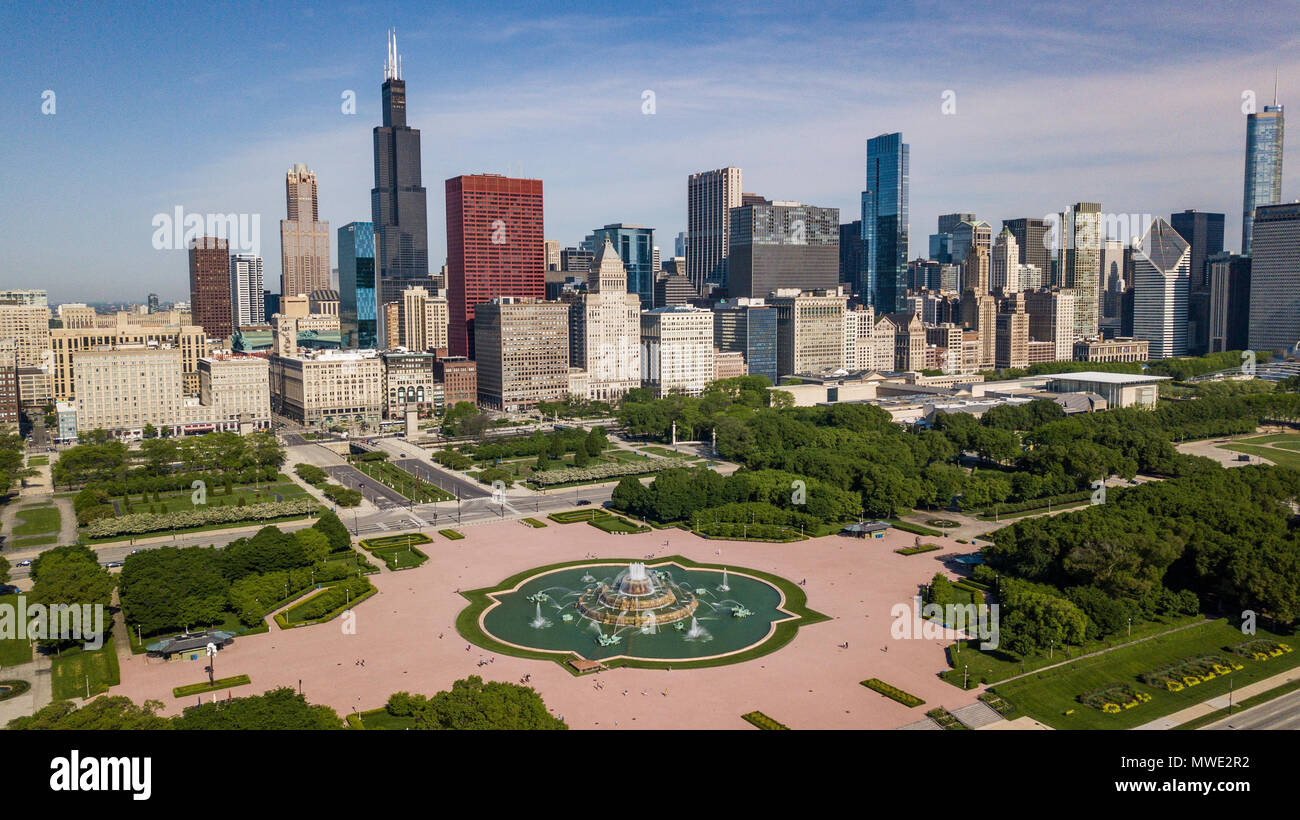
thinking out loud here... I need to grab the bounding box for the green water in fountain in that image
[481,562,791,660]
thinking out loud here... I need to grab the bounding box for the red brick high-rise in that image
[445,174,544,358]
[188,237,233,340]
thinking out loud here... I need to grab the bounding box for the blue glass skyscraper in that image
[585,223,655,309]
[862,133,909,312]
[339,222,376,348]
[1242,100,1285,255]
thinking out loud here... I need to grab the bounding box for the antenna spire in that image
[384,28,401,81]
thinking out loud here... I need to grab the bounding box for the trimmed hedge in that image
[548,508,611,524]
[277,578,375,627]
[587,515,650,534]
[521,518,547,528]
[359,533,434,550]
[741,710,789,730]
[890,520,944,537]
[896,544,942,556]
[439,529,465,540]
[861,678,925,707]
[173,674,252,698]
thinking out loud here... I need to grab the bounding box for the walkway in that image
[1134,665,1300,730]
[0,655,53,726]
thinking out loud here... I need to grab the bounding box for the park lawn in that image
[370,545,428,570]
[1236,433,1300,445]
[26,456,48,466]
[588,515,650,534]
[1220,443,1300,470]
[173,674,252,698]
[51,637,121,700]
[991,620,1300,730]
[638,446,691,458]
[0,595,35,667]
[119,481,306,514]
[13,505,60,536]
[942,613,1202,686]
[12,535,59,549]
[354,707,418,729]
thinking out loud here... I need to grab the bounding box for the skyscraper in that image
[839,221,867,299]
[1242,92,1285,254]
[445,173,545,358]
[1132,218,1191,359]
[1169,210,1225,288]
[189,237,232,340]
[338,222,376,349]
[1061,202,1102,339]
[586,224,655,309]
[862,133,909,313]
[687,167,742,295]
[280,164,331,297]
[990,228,1021,295]
[1208,252,1251,353]
[1002,217,1051,284]
[929,212,975,264]
[574,239,642,401]
[229,253,265,328]
[372,29,430,340]
[1247,203,1300,352]
[727,201,839,299]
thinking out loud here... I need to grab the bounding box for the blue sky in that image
[1,0,1297,302]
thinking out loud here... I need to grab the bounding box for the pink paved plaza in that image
[114,520,984,729]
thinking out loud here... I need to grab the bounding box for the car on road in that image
[129,549,142,555]
[16,560,32,567]
[0,584,20,595]
[104,561,123,568]
[575,499,592,506]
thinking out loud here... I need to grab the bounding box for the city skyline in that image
[3,2,1298,302]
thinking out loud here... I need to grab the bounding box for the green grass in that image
[10,535,59,549]
[26,456,48,466]
[888,519,943,537]
[1221,443,1300,469]
[941,614,1203,687]
[521,517,547,528]
[369,545,428,570]
[173,674,252,698]
[0,595,35,667]
[113,480,306,515]
[638,446,692,458]
[587,515,650,534]
[351,707,418,730]
[50,637,121,700]
[439,528,465,540]
[350,460,454,503]
[991,620,1300,729]
[0,679,32,701]
[12,505,60,536]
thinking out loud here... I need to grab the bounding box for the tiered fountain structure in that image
[574,562,699,628]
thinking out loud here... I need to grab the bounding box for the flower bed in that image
[861,678,925,707]
[528,457,679,487]
[83,498,318,538]
[1140,653,1242,692]
[1228,639,1293,662]
[1079,683,1152,713]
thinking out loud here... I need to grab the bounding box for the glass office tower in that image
[862,132,909,313]
[339,221,376,349]
[1243,103,1284,254]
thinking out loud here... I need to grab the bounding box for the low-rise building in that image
[1073,337,1150,363]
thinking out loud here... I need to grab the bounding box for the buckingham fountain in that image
[476,559,803,662]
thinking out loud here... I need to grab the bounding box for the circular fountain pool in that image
[472,560,813,664]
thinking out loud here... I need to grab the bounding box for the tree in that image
[171,687,343,730]
[312,509,352,553]
[142,422,158,440]
[8,697,171,730]
[572,446,590,468]
[390,676,566,730]
[295,528,331,565]
[0,555,10,586]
